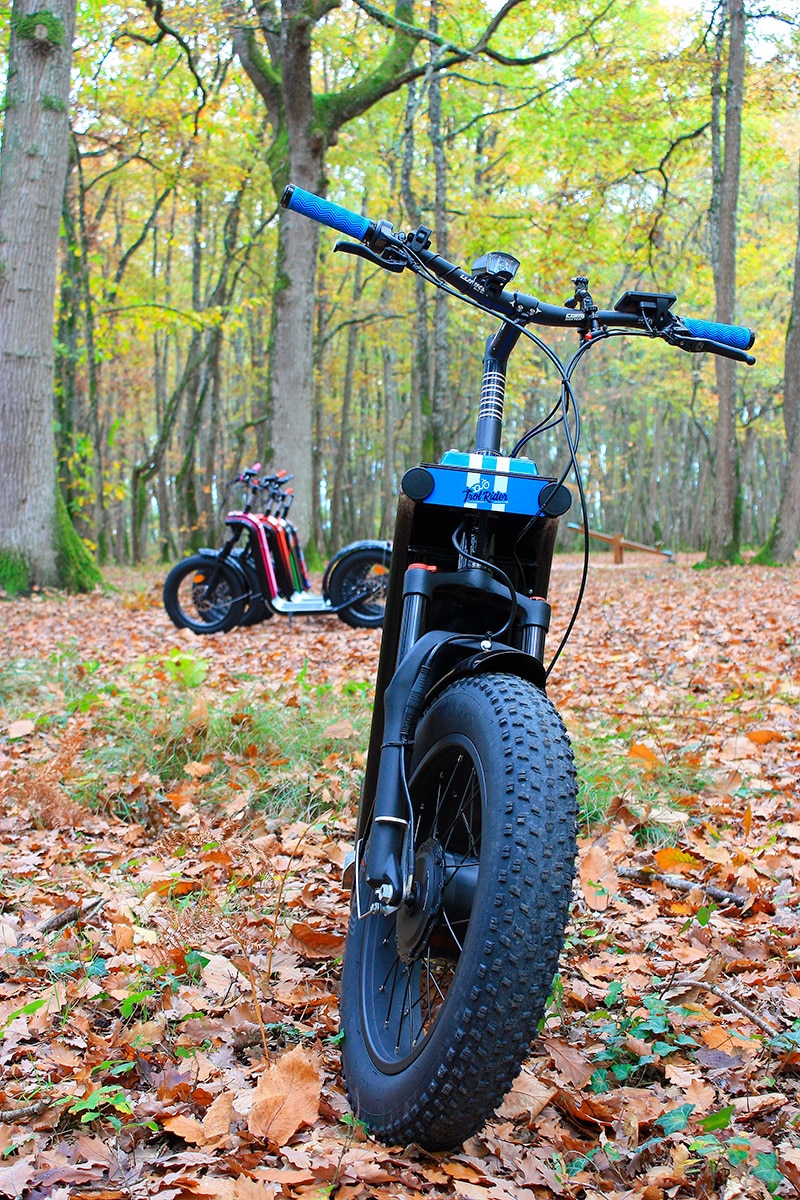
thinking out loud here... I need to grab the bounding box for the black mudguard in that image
[321,539,392,600]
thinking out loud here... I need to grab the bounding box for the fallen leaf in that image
[542,1036,595,1087]
[247,1045,321,1146]
[287,922,346,959]
[323,719,355,738]
[653,847,700,873]
[579,842,619,911]
[184,759,213,778]
[200,954,248,997]
[162,1114,206,1144]
[202,1090,235,1139]
[6,718,35,739]
[0,1158,37,1198]
[497,1068,556,1121]
[628,742,664,766]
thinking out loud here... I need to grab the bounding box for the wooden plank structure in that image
[567,522,674,564]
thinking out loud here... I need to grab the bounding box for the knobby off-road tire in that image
[340,672,577,1150]
[162,555,247,634]
[328,547,390,629]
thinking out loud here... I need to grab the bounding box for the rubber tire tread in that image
[162,554,247,634]
[340,672,577,1150]
[328,547,389,629]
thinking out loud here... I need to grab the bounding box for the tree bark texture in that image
[0,0,76,585]
[229,0,418,541]
[757,148,800,563]
[707,0,745,562]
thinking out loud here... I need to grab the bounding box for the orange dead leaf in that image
[745,729,783,745]
[442,1164,485,1183]
[202,1091,235,1139]
[287,922,346,959]
[700,1026,760,1055]
[323,719,355,739]
[184,759,213,778]
[653,847,700,873]
[542,1036,595,1087]
[497,1069,555,1121]
[628,742,664,767]
[579,842,619,911]
[247,1045,321,1146]
[161,1114,206,1144]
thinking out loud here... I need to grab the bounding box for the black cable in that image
[451,523,518,642]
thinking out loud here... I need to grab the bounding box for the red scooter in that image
[163,466,391,634]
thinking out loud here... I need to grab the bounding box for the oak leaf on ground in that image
[247,1045,321,1146]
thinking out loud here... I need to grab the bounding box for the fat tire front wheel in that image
[340,672,577,1150]
[328,547,390,629]
[162,555,247,634]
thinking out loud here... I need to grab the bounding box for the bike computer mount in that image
[613,290,677,329]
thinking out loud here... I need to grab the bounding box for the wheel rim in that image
[180,569,235,624]
[360,733,483,1072]
[346,562,388,617]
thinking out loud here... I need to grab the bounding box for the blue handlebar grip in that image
[684,317,755,351]
[281,184,371,242]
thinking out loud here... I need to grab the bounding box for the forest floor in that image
[0,554,798,1200]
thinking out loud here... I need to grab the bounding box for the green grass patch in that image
[1,642,373,825]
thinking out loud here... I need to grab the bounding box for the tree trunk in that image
[401,81,428,467]
[706,0,745,563]
[428,12,449,460]
[0,0,77,588]
[754,148,800,564]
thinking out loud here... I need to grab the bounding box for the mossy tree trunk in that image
[0,0,86,591]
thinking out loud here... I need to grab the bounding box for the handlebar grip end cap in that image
[280,185,294,209]
[402,467,435,501]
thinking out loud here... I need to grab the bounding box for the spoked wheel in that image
[328,547,390,629]
[162,554,247,634]
[340,672,577,1150]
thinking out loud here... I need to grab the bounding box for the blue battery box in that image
[402,451,570,518]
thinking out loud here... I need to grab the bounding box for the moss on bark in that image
[0,549,30,595]
[55,490,103,592]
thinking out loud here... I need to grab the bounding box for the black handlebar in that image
[281,183,756,365]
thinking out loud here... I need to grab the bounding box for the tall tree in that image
[0,0,97,591]
[754,147,800,565]
[705,0,746,563]
[227,0,606,539]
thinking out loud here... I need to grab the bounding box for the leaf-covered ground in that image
[0,556,798,1200]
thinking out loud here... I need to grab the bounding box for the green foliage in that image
[588,993,699,1092]
[55,490,103,593]
[161,648,208,688]
[41,94,66,112]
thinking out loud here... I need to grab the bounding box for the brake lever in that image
[334,239,407,273]
[664,331,756,366]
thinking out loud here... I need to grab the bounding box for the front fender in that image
[321,539,392,595]
[426,646,546,702]
[196,547,248,584]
